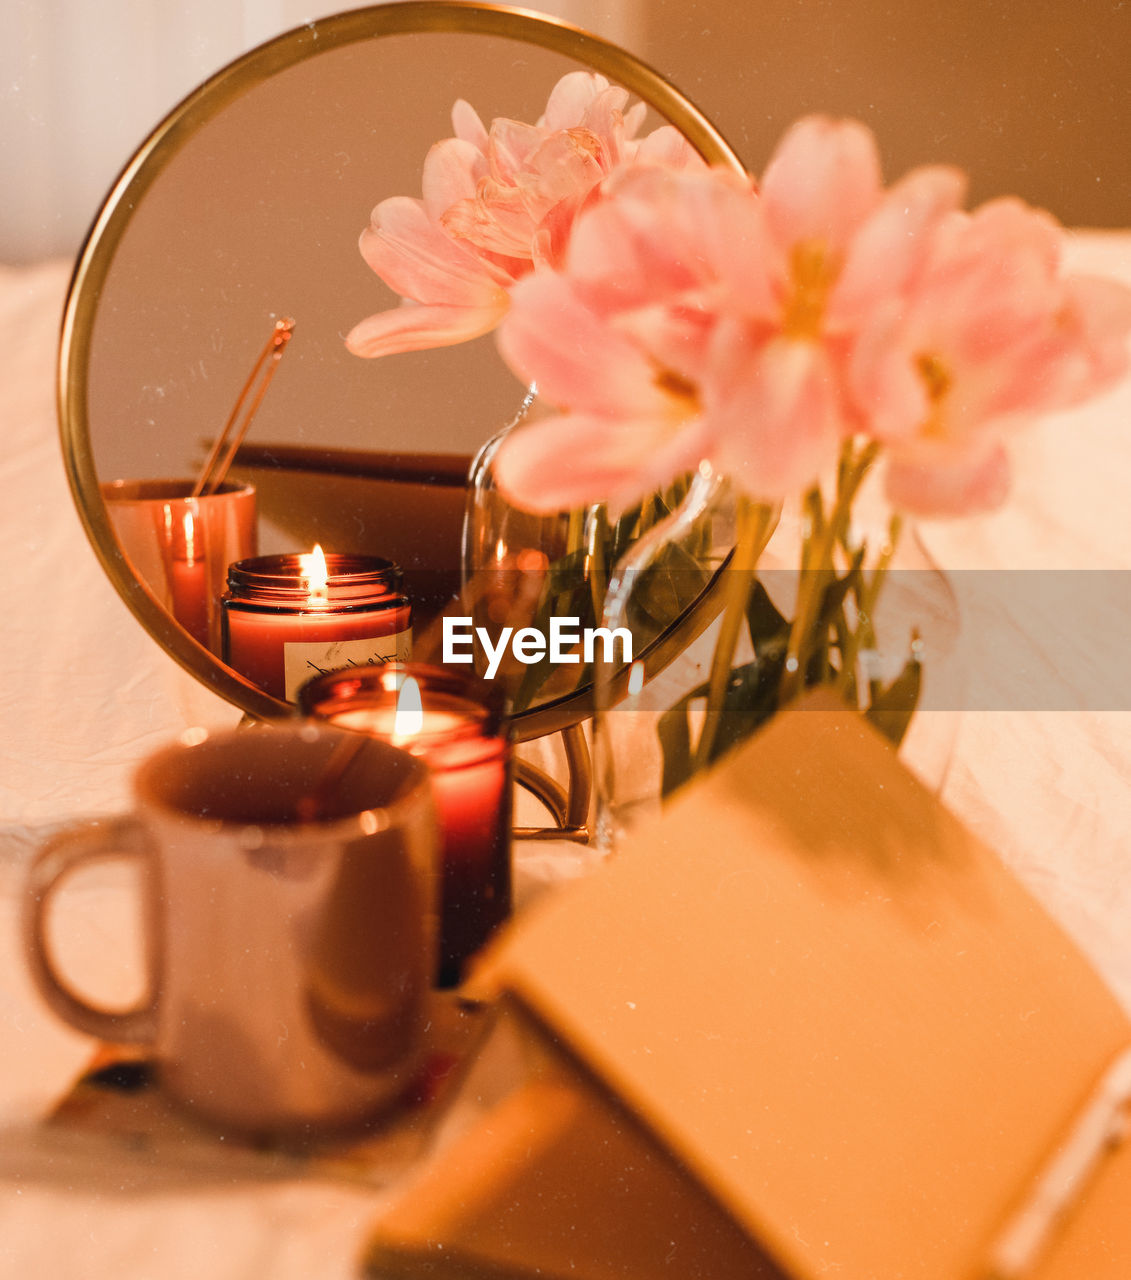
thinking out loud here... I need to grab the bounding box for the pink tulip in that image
[346,73,702,359]
[493,113,1131,519]
[493,118,967,512]
[850,198,1131,514]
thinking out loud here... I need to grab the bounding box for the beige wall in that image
[8,0,1124,265]
[633,0,1130,227]
[0,0,634,263]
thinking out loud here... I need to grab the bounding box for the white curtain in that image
[1,0,643,264]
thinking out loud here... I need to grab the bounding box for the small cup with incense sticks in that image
[102,317,294,651]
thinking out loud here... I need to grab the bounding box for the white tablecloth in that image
[0,234,1129,1277]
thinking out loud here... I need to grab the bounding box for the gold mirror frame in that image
[58,0,746,735]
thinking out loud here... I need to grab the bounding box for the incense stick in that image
[295,732,371,825]
[193,317,295,499]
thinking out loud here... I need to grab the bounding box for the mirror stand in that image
[514,724,592,843]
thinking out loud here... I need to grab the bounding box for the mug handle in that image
[23,817,159,1044]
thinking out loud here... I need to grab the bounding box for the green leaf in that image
[865,658,922,747]
[745,580,789,647]
[658,700,696,798]
[625,542,711,636]
[657,646,789,800]
[709,648,787,764]
[816,556,864,631]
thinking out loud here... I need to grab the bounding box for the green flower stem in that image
[799,485,830,678]
[586,505,608,627]
[778,440,881,707]
[779,490,833,706]
[831,439,880,550]
[837,511,903,698]
[565,506,586,558]
[694,496,779,771]
[802,486,826,563]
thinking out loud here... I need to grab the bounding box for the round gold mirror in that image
[58,0,745,738]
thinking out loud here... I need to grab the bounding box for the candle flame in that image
[299,543,328,598]
[182,510,198,565]
[627,660,645,698]
[393,676,424,740]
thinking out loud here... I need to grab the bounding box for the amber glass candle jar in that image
[299,662,512,988]
[221,551,411,702]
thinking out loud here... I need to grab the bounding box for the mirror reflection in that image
[67,8,742,729]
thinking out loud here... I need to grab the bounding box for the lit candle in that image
[299,663,512,988]
[221,547,411,702]
[103,479,257,655]
[169,509,211,648]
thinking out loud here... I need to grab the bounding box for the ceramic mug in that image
[102,478,258,654]
[24,723,438,1137]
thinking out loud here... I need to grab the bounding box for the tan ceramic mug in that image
[24,723,438,1137]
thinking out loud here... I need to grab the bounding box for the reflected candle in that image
[222,547,411,702]
[170,510,210,648]
[299,663,512,988]
[102,478,257,655]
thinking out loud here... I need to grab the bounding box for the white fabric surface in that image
[919,233,1131,1012]
[0,261,241,855]
[0,235,1128,1276]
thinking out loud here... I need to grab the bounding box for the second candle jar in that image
[222,551,412,702]
[299,663,512,988]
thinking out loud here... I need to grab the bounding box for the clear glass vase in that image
[594,466,964,851]
[461,394,725,720]
[461,386,599,714]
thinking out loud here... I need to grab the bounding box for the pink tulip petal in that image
[858,195,1131,463]
[518,129,607,209]
[578,83,631,139]
[957,198,1062,277]
[497,274,669,416]
[591,165,770,312]
[345,300,507,358]
[493,409,710,514]
[832,164,967,325]
[622,101,647,141]
[451,98,489,151]
[613,300,717,385]
[760,116,883,256]
[917,202,1064,350]
[531,190,592,270]
[710,333,843,499]
[563,182,704,308]
[848,304,932,441]
[487,119,546,184]
[541,71,612,130]
[360,198,511,301]
[568,166,769,316]
[443,180,538,258]
[1042,274,1131,406]
[422,138,487,220]
[634,124,709,172]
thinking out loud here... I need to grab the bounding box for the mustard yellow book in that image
[367,707,1131,1280]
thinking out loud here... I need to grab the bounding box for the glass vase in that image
[594,466,964,850]
[461,394,725,720]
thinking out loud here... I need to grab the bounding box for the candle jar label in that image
[283,629,412,702]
